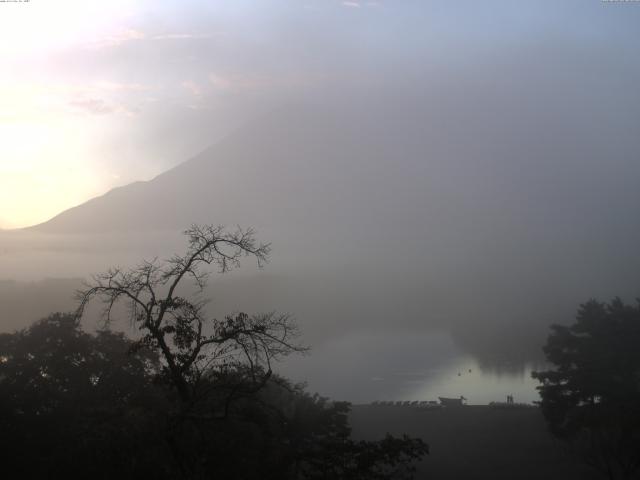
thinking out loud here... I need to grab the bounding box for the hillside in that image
[9,90,640,369]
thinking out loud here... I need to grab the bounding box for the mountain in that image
[32,99,444,236]
[30,89,640,253]
[14,86,640,367]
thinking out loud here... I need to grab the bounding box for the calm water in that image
[278,330,542,405]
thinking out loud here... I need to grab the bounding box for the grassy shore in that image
[350,405,600,480]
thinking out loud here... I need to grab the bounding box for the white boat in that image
[438,396,467,407]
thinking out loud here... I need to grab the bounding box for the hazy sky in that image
[1,0,639,228]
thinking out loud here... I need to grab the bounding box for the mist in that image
[2,2,640,478]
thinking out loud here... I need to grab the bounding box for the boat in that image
[438,396,467,407]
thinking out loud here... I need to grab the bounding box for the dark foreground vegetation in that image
[1,224,638,480]
[357,297,640,480]
[351,404,599,480]
[353,298,640,480]
[0,225,427,479]
[0,314,426,479]
[534,298,640,480]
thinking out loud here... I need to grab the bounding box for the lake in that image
[278,330,543,405]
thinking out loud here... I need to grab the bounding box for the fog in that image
[2,81,639,395]
[4,4,640,478]
[2,1,640,403]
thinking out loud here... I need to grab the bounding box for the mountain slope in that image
[21,88,640,366]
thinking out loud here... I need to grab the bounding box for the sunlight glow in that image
[0,80,118,228]
[0,0,138,56]
[0,1,141,228]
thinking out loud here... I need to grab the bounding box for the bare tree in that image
[76,224,305,409]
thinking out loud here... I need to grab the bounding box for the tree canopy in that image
[533,297,640,480]
[0,313,170,479]
[76,224,304,408]
[0,225,428,479]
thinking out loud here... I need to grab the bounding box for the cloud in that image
[69,97,114,115]
[68,96,136,117]
[85,28,217,51]
[87,28,145,49]
[182,74,266,97]
[181,80,204,97]
[180,74,267,109]
[180,73,289,110]
[93,81,149,92]
[341,1,381,8]
[152,33,215,40]
[0,80,151,123]
[207,72,313,91]
[63,80,153,116]
[207,73,235,90]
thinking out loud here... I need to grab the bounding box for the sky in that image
[1,0,640,402]
[1,0,640,228]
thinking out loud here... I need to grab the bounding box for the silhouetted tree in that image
[261,382,428,479]
[161,376,428,479]
[0,314,428,479]
[68,224,428,479]
[0,313,171,479]
[76,225,305,409]
[533,298,640,480]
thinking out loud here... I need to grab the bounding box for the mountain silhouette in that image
[14,89,640,366]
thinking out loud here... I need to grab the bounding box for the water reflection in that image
[278,330,542,405]
[407,357,541,405]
